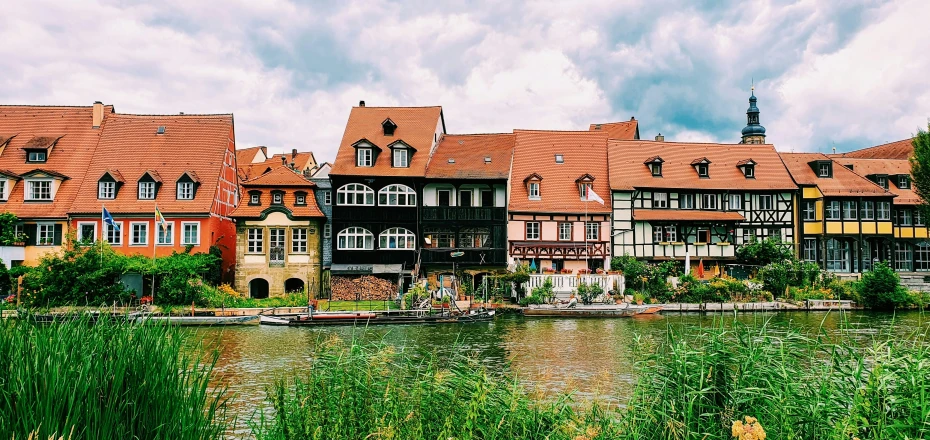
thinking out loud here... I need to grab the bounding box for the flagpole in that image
[152,205,157,305]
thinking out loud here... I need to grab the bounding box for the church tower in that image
[740,87,766,144]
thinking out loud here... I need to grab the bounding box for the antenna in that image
[832,142,836,154]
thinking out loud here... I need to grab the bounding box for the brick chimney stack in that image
[92,101,104,128]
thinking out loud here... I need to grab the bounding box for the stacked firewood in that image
[331,275,397,301]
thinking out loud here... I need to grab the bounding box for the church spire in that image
[741,85,766,144]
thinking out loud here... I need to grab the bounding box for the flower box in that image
[559,268,574,274]
[716,242,730,246]
[577,269,592,274]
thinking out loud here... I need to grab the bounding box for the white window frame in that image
[392,149,408,168]
[826,238,850,272]
[876,176,888,189]
[379,227,416,250]
[324,223,331,239]
[336,183,375,206]
[26,179,53,201]
[586,222,599,241]
[701,194,717,210]
[826,201,841,220]
[558,222,572,241]
[697,164,708,177]
[105,221,123,246]
[181,221,200,245]
[654,192,668,208]
[680,193,695,210]
[860,201,874,220]
[819,163,830,177]
[843,200,857,220]
[273,192,283,204]
[877,201,891,220]
[729,194,742,211]
[177,182,195,200]
[899,175,910,189]
[323,190,332,205]
[129,222,148,246]
[0,179,6,201]
[36,223,55,246]
[665,226,677,242]
[528,182,540,200]
[27,151,46,162]
[526,222,540,240]
[378,184,417,206]
[291,228,308,253]
[803,201,816,221]
[337,227,374,250]
[77,221,97,242]
[98,181,116,199]
[247,228,263,253]
[357,148,373,167]
[138,181,156,200]
[653,225,664,243]
[250,193,260,204]
[803,238,817,262]
[744,166,754,178]
[901,209,913,226]
[895,242,913,272]
[157,221,174,245]
[916,209,925,226]
[759,195,773,211]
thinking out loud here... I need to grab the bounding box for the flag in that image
[102,207,120,232]
[584,185,605,205]
[155,206,167,233]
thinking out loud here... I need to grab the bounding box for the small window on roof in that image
[650,163,662,176]
[697,164,708,177]
[899,175,910,189]
[818,163,831,177]
[382,119,397,136]
[484,156,492,163]
[447,158,455,164]
[156,126,166,135]
[554,154,564,164]
[27,151,46,163]
[744,165,755,178]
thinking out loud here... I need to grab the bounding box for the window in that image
[654,192,668,208]
[177,182,194,200]
[378,227,415,250]
[128,223,147,245]
[826,200,840,220]
[744,165,755,178]
[529,183,540,199]
[424,228,455,248]
[664,226,677,242]
[250,193,260,204]
[650,163,662,176]
[899,175,911,189]
[105,222,122,246]
[248,228,263,253]
[653,225,664,243]
[876,176,888,189]
[697,228,711,243]
[323,190,332,205]
[269,229,285,262]
[826,238,849,272]
[78,223,96,242]
[378,184,416,206]
[861,201,874,220]
[819,163,830,177]
[337,227,374,250]
[916,244,930,271]
[27,180,52,200]
[701,194,717,210]
[437,189,452,206]
[0,180,6,200]
[138,182,156,199]
[157,222,174,245]
[697,164,708,177]
[900,209,913,226]
[895,242,913,272]
[728,194,742,210]
[36,224,55,246]
[181,222,199,245]
[460,227,490,247]
[460,189,473,207]
[917,210,925,226]
[292,228,308,253]
[759,195,773,210]
[480,190,493,207]
[558,222,572,240]
[803,201,816,221]
[27,151,46,162]
[324,224,331,239]
[296,194,306,205]
[526,222,540,240]
[803,238,817,261]
[554,154,564,163]
[272,192,283,204]
[877,201,891,220]
[680,193,695,209]
[585,222,599,240]
[392,149,408,168]
[98,181,116,199]
[357,148,373,167]
[337,183,374,205]
[843,200,857,220]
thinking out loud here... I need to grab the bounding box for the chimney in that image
[291,148,297,160]
[281,156,286,165]
[631,116,636,121]
[359,100,366,107]
[655,133,664,142]
[92,101,104,129]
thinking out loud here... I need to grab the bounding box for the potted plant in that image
[633,292,645,305]
[542,267,556,274]
[441,296,451,309]
[560,268,573,274]
[595,268,605,274]
[578,268,591,275]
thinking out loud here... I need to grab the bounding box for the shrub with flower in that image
[732,416,766,440]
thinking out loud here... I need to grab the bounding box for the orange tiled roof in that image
[832,158,920,205]
[269,151,317,172]
[425,133,514,179]
[834,138,915,160]
[589,119,639,140]
[230,189,324,218]
[633,209,745,221]
[779,152,892,198]
[0,105,113,219]
[608,140,796,191]
[69,113,234,214]
[236,146,267,166]
[242,166,315,187]
[331,106,443,177]
[509,130,611,214]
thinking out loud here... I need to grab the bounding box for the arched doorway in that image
[249,278,269,299]
[284,278,305,294]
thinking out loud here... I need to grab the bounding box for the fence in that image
[526,274,624,297]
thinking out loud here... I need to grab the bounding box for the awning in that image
[633,209,744,222]
[331,264,404,274]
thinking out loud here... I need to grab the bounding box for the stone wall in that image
[233,215,323,298]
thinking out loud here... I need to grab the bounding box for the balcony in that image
[420,248,507,266]
[421,207,506,222]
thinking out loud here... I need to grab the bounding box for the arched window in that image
[378,184,416,206]
[337,227,374,250]
[379,227,416,250]
[337,183,374,206]
[249,278,269,299]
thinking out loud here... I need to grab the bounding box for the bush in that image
[859,261,911,309]
[529,277,555,304]
[576,281,604,304]
[736,237,793,266]
[758,258,822,297]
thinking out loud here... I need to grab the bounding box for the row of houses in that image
[0,94,924,300]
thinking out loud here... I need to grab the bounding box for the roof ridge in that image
[611,139,775,147]
[354,105,442,109]
[443,132,514,136]
[112,113,233,117]
[0,104,95,109]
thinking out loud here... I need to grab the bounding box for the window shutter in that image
[24,224,37,246]
[53,224,63,245]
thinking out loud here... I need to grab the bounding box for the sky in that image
[2,0,928,162]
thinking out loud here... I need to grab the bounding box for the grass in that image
[0,316,228,440]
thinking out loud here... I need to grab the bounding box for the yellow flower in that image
[732,416,766,440]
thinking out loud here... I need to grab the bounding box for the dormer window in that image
[98,181,116,199]
[295,191,307,206]
[697,164,708,177]
[22,136,61,163]
[736,159,756,178]
[137,170,161,200]
[249,191,261,205]
[382,118,397,136]
[575,174,596,200]
[876,176,888,189]
[899,175,910,189]
[524,173,543,200]
[818,162,831,177]
[388,140,415,168]
[645,156,664,176]
[393,149,408,167]
[27,180,52,200]
[176,171,199,200]
[27,151,46,163]
[529,183,540,199]
[691,158,711,178]
[271,190,284,205]
[357,148,372,167]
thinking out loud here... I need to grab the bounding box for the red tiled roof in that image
[236,146,267,166]
[242,166,315,187]
[230,189,324,218]
[779,152,892,197]
[69,113,234,214]
[633,209,745,221]
[0,105,113,219]
[589,120,639,140]
[509,130,611,214]
[832,158,920,205]
[834,138,915,160]
[608,141,796,191]
[331,106,443,177]
[425,133,514,179]
[269,151,317,172]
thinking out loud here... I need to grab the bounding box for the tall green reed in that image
[0,316,228,439]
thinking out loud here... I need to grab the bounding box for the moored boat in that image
[522,304,661,318]
[134,315,260,326]
[259,310,495,326]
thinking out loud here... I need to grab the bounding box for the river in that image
[192,310,928,436]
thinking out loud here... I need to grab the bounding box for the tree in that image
[735,238,793,267]
[911,123,930,218]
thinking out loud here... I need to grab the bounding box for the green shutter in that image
[24,224,37,246]
[53,224,63,245]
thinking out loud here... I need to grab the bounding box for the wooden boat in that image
[522,304,662,318]
[26,312,131,324]
[134,315,260,326]
[260,310,495,326]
